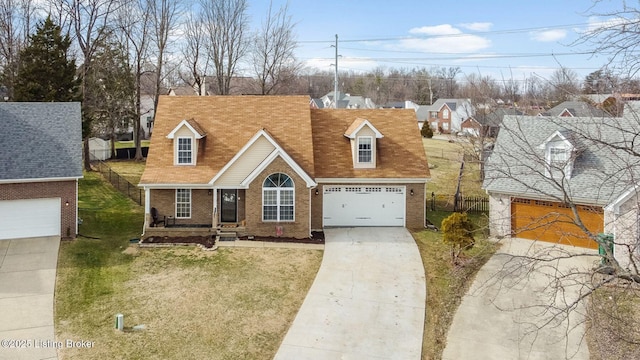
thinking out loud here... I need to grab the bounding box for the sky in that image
[246,0,626,86]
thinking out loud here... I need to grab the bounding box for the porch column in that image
[143,187,151,230]
[212,188,218,228]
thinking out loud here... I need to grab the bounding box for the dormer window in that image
[358,137,373,163]
[344,118,384,169]
[177,137,193,164]
[167,118,206,166]
[539,130,575,179]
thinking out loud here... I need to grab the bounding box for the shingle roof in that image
[140,96,315,185]
[0,102,82,181]
[142,97,430,185]
[483,115,640,205]
[543,101,611,117]
[475,108,524,127]
[311,109,430,179]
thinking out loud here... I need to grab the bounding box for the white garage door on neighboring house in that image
[0,198,61,240]
[323,186,405,227]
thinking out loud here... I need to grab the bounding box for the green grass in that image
[114,140,150,149]
[424,138,485,197]
[56,172,143,316]
[413,213,498,359]
[105,160,147,185]
[55,171,322,359]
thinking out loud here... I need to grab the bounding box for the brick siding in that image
[245,156,311,239]
[0,180,77,238]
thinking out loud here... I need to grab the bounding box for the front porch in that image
[143,223,248,241]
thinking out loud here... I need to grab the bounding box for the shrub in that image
[421,121,434,138]
[441,212,475,263]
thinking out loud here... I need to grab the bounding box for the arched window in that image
[262,173,294,221]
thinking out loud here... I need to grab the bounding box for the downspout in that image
[309,187,314,238]
[142,187,150,236]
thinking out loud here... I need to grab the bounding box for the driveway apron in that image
[0,236,60,360]
[274,227,426,360]
[443,238,595,360]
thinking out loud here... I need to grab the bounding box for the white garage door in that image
[323,186,405,227]
[0,198,61,240]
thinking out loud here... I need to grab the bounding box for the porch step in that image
[217,231,238,241]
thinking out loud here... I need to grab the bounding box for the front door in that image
[221,189,237,223]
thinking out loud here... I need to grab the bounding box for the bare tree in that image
[0,0,36,99]
[148,0,181,112]
[201,0,248,95]
[181,10,208,94]
[482,111,640,356]
[251,0,299,95]
[116,0,151,160]
[52,0,121,170]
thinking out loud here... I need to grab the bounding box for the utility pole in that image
[334,34,338,108]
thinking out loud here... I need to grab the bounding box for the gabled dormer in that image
[166,118,206,165]
[538,130,575,178]
[344,118,383,169]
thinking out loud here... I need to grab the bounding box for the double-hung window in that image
[262,173,294,221]
[177,137,193,164]
[176,189,191,218]
[550,147,567,167]
[357,136,372,163]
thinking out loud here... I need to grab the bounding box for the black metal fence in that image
[428,193,489,213]
[94,161,144,206]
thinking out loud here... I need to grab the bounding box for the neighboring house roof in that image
[168,86,198,96]
[0,102,83,181]
[540,101,611,118]
[483,115,640,206]
[475,108,524,127]
[140,96,316,185]
[311,109,430,179]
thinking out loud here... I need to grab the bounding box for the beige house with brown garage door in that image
[484,113,640,271]
[139,95,430,241]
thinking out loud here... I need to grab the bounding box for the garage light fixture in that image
[410,189,414,196]
[315,189,319,195]
[65,200,69,206]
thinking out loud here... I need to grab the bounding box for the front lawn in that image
[55,171,322,359]
[414,213,498,359]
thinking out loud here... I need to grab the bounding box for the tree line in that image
[2,0,640,168]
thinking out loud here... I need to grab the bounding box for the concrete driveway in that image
[443,238,598,360]
[274,227,426,360]
[0,236,60,360]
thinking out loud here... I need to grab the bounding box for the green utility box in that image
[597,233,614,265]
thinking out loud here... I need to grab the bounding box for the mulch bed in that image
[142,231,325,249]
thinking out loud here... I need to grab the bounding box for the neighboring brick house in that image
[0,103,83,240]
[484,113,640,271]
[416,98,474,134]
[139,96,430,240]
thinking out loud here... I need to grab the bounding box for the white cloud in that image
[530,29,567,42]
[459,22,493,31]
[398,35,491,53]
[409,24,462,36]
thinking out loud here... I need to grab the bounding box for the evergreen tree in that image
[13,17,80,102]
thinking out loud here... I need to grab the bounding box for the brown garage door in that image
[511,198,603,249]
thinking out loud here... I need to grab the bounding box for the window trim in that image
[357,136,373,164]
[176,136,194,165]
[443,109,450,119]
[262,173,295,222]
[175,189,192,219]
